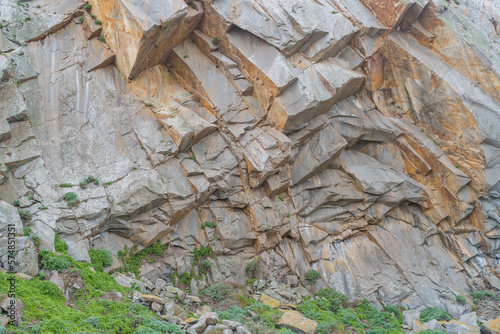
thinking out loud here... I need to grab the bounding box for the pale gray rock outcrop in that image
[1,0,500,320]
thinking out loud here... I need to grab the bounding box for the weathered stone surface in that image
[481,318,500,334]
[1,0,85,43]
[171,40,246,117]
[91,0,201,79]
[260,294,280,308]
[84,38,116,72]
[290,125,347,185]
[268,59,364,130]
[199,312,219,326]
[277,310,317,334]
[3,0,500,321]
[225,28,297,95]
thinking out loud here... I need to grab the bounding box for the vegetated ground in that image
[0,235,498,334]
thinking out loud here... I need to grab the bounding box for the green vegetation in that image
[98,36,106,43]
[78,16,84,23]
[201,221,216,229]
[246,302,283,327]
[0,251,183,334]
[245,256,258,279]
[471,290,494,302]
[181,155,198,164]
[89,249,113,272]
[200,283,229,302]
[218,305,248,322]
[18,51,24,55]
[28,194,34,200]
[64,192,79,207]
[13,200,20,207]
[54,233,68,254]
[39,250,75,272]
[23,227,31,237]
[59,183,73,187]
[94,20,102,25]
[456,295,466,304]
[38,206,48,210]
[305,269,320,285]
[183,54,189,58]
[419,307,451,322]
[84,4,92,11]
[144,102,155,108]
[32,235,40,248]
[117,241,169,276]
[79,175,99,188]
[297,290,403,334]
[18,209,32,221]
[170,246,213,286]
[199,259,211,275]
[190,245,212,265]
[212,37,220,44]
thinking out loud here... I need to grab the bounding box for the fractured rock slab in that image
[93,0,202,79]
[268,59,364,130]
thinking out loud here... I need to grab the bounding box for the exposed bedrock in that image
[0,0,500,316]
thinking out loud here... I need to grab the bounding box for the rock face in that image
[1,0,500,317]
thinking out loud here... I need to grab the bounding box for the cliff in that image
[1,0,500,320]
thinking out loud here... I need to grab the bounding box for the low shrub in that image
[199,259,211,274]
[18,209,32,221]
[200,283,229,302]
[201,221,217,229]
[23,227,31,236]
[456,295,466,304]
[245,256,258,278]
[89,248,113,272]
[39,250,75,272]
[64,192,79,207]
[305,269,320,285]
[472,291,494,302]
[419,307,451,322]
[217,305,248,322]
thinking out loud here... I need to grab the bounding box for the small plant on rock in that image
[94,20,102,25]
[200,259,211,275]
[23,227,31,236]
[78,16,84,23]
[97,36,106,43]
[245,256,259,279]
[212,36,220,44]
[64,192,79,207]
[79,175,98,188]
[13,200,20,207]
[305,269,321,285]
[89,248,113,272]
[84,4,92,11]
[18,209,32,221]
[456,295,466,304]
[32,235,41,248]
[54,233,68,254]
[201,221,216,229]
[190,245,212,265]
